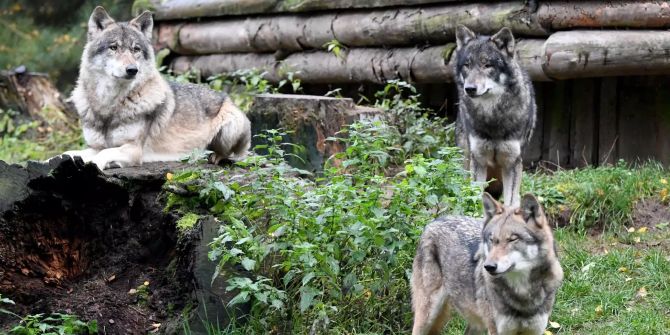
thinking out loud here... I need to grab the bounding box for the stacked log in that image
[146,0,670,83]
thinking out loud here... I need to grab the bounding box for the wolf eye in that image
[109,45,117,51]
[133,46,141,53]
[508,235,519,242]
[484,63,493,69]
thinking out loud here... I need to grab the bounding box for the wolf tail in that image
[208,98,251,164]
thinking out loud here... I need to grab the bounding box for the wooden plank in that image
[523,82,544,167]
[616,77,658,163]
[538,1,670,30]
[570,79,596,167]
[541,81,570,167]
[598,77,618,165]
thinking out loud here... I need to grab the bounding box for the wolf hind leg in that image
[502,158,523,207]
[412,243,451,335]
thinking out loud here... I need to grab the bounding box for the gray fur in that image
[59,6,251,169]
[454,25,536,207]
[411,194,563,335]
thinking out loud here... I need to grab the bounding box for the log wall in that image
[145,0,670,167]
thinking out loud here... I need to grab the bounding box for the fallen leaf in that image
[549,321,561,329]
[166,173,173,180]
[107,274,116,282]
[638,227,648,233]
[634,237,641,243]
[144,281,150,286]
[635,287,648,299]
[109,319,115,324]
[544,331,553,335]
[595,305,603,316]
[618,267,628,273]
[128,288,137,295]
[627,227,635,233]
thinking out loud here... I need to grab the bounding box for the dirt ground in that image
[0,160,196,334]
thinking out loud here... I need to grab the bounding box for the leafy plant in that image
[323,39,347,60]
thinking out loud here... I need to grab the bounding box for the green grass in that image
[524,162,669,232]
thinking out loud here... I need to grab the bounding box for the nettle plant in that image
[164,81,479,332]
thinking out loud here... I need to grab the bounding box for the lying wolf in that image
[411,193,563,335]
[62,7,250,169]
[454,25,536,207]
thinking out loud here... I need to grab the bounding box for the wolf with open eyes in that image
[454,25,536,207]
[60,7,250,169]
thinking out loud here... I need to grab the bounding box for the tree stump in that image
[0,67,77,124]
[0,157,239,334]
[249,94,384,171]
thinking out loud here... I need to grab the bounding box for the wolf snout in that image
[125,64,138,77]
[464,85,478,97]
[483,262,497,274]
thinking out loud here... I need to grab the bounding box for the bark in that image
[249,94,384,171]
[144,0,454,20]
[0,68,77,124]
[543,31,670,80]
[171,29,670,82]
[155,1,670,55]
[171,42,552,83]
[157,2,544,54]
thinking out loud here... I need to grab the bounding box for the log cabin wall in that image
[140,0,670,168]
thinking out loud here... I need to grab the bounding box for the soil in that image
[631,198,670,230]
[0,158,203,334]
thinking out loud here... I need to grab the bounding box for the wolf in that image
[411,193,563,335]
[454,25,536,208]
[61,7,251,169]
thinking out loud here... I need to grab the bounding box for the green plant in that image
[167,120,479,333]
[6,312,97,335]
[323,39,347,60]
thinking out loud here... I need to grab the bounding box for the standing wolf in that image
[411,193,563,335]
[62,7,251,169]
[454,25,536,207]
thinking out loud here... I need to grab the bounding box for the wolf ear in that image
[130,10,154,40]
[520,193,545,226]
[456,25,476,49]
[490,27,515,57]
[482,192,503,221]
[88,6,115,40]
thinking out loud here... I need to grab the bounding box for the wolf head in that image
[479,192,556,278]
[455,25,516,99]
[83,7,155,81]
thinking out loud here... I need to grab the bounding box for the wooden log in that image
[0,68,77,123]
[249,94,384,171]
[543,31,670,80]
[144,0,454,20]
[172,44,462,84]
[172,30,670,83]
[537,1,670,30]
[159,2,545,55]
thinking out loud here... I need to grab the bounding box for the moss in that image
[176,212,200,232]
[132,0,156,16]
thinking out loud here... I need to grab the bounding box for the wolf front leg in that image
[470,154,489,188]
[90,143,143,170]
[502,159,523,208]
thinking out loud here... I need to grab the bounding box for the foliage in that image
[2,295,97,335]
[167,117,480,333]
[0,0,135,91]
[0,108,83,163]
[524,161,668,232]
[323,39,347,60]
